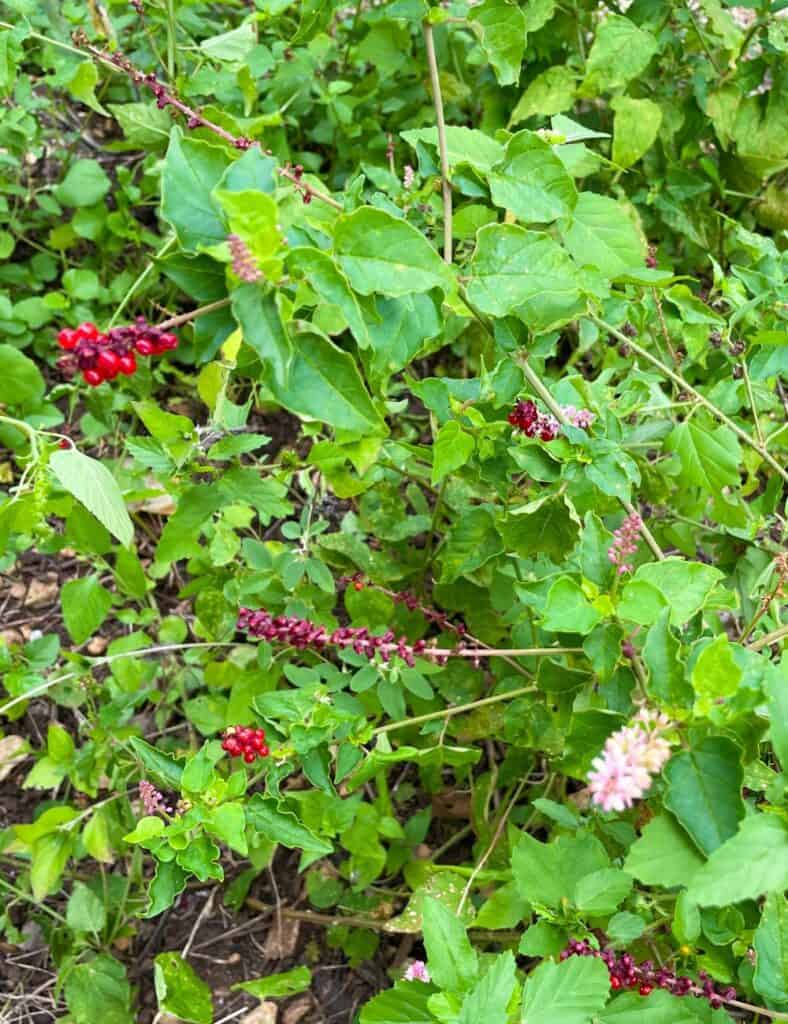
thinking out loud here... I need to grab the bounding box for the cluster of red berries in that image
[56,318,178,387]
[221,726,269,763]
[561,940,737,1009]
[508,400,561,441]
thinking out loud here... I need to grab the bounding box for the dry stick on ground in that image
[422,21,452,263]
[595,314,788,485]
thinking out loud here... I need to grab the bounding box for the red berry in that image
[251,734,265,751]
[243,750,256,764]
[76,322,99,341]
[135,338,155,356]
[639,985,653,997]
[57,328,78,350]
[159,332,178,350]
[58,439,70,449]
[354,581,364,591]
[96,349,121,379]
[611,977,622,990]
[83,368,103,386]
[118,353,137,375]
[260,744,269,757]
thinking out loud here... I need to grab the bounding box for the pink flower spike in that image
[588,709,673,813]
[404,961,431,983]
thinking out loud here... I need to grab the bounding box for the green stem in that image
[423,21,452,262]
[108,235,176,328]
[0,642,238,718]
[372,684,537,736]
[747,622,788,652]
[591,313,788,485]
[0,415,39,460]
[165,0,178,79]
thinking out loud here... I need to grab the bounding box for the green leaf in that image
[433,420,475,484]
[624,814,705,888]
[64,956,133,1024]
[55,158,111,207]
[67,881,107,933]
[278,326,388,436]
[233,284,293,389]
[422,896,478,994]
[688,815,788,907]
[643,610,692,705]
[541,578,601,635]
[30,831,73,899]
[474,882,530,930]
[334,207,454,298]
[360,982,434,1024]
[200,22,256,62]
[691,635,742,711]
[599,989,698,1024]
[489,130,577,223]
[214,188,283,279]
[128,737,185,789]
[123,816,166,845]
[511,66,577,125]
[521,955,610,1024]
[108,101,173,148]
[573,868,633,916]
[470,0,527,86]
[611,96,662,169]
[560,193,644,277]
[66,61,109,116]
[0,343,45,407]
[439,506,503,582]
[288,246,370,348]
[466,224,585,332]
[144,860,187,918]
[766,662,788,773]
[754,892,788,1008]
[233,965,312,999]
[61,575,113,645]
[401,126,504,173]
[631,558,725,626]
[206,801,248,856]
[50,448,134,548]
[458,951,517,1024]
[665,422,742,496]
[82,808,115,864]
[154,953,213,1024]
[161,128,231,251]
[512,832,608,910]
[580,15,658,96]
[245,794,333,857]
[663,737,745,856]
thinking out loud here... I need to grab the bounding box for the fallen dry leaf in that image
[24,577,60,606]
[282,995,311,1024]
[242,1003,277,1024]
[86,636,110,655]
[262,916,300,960]
[0,736,27,781]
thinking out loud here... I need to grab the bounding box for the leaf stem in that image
[108,235,176,328]
[158,297,231,330]
[591,313,788,484]
[747,622,788,652]
[423,22,453,262]
[372,684,538,736]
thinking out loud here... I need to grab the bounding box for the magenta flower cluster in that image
[237,608,431,667]
[608,512,642,575]
[588,708,672,812]
[561,939,737,1009]
[139,780,171,817]
[404,961,431,983]
[228,234,263,283]
[508,400,595,441]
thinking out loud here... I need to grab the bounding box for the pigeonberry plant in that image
[0,1,786,1023]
